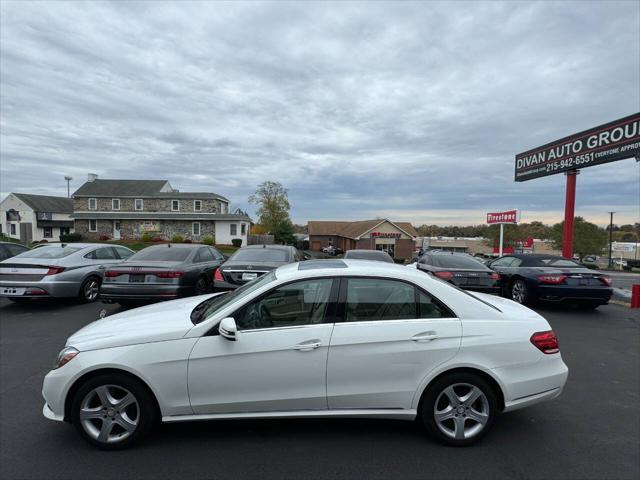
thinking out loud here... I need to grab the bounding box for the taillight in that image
[46,266,65,275]
[538,274,567,285]
[155,271,184,279]
[599,276,612,287]
[104,270,121,277]
[489,272,500,280]
[434,271,454,280]
[530,330,560,354]
[214,269,224,282]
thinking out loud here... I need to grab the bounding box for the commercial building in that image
[308,219,418,260]
[1,193,74,243]
[71,174,251,245]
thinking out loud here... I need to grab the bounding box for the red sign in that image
[486,210,519,225]
[371,232,401,238]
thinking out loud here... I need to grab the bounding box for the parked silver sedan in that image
[0,243,134,304]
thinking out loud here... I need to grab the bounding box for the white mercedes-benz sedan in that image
[42,259,568,449]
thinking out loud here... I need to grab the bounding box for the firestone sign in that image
[487,210,519,225]
[515,112,640,181]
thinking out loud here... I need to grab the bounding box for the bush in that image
[171,234,184,243]
[141,232,152,242]
[231,238,243,247]
[60,233,82,242]
[183,238,192,244]
[202,235,214,245]
[151,236,163,242]
[99,234,110,241]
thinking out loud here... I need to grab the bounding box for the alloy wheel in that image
[84,279,100,302]
[511,280,526,304]
[79,385,139,444]
[433,383,490,440]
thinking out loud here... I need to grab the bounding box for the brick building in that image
[308,219,418,260]
[71,174,251,245]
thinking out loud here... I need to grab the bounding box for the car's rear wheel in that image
[194,276,210,295]
[421,372,498,446]
[510,279,530,305]
[71,373,156,450]
[79,276,101,303]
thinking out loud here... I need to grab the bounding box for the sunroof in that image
[298,260,348,270]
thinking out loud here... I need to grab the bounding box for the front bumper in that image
[0,279,81,298]
[100,284,193,302]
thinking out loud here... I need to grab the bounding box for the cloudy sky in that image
[1,0,638,226]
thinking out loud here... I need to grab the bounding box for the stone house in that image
[71,174,251,245]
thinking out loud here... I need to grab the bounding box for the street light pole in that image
[64,176,73,198]
[608,211,614,268]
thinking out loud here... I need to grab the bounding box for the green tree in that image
[248,181,294,243]
[549,217,608,257]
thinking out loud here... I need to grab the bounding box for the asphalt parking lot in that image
[1,298,638,480]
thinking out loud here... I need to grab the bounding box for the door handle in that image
[293,340,322,351]
[411,331,438,342]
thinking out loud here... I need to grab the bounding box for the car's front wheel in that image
[421,372,498,446]
[71,373,157,450]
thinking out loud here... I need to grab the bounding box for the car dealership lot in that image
[1,298,638,480]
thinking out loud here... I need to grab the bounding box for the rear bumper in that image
[0,279,80,298]
[535,284,612,304]
[100,284,192,302]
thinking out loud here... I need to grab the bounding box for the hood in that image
[67,294,216,351]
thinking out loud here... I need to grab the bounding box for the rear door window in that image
[195,247,215,263]
[344,278,416,321]
[94,247,118,260]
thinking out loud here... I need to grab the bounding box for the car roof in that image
[32,242,107,249]
[140,243,204,249]
[0,242,27,246]
[242,245,292,250]
[279,259,429,282]
[345,249,386,254]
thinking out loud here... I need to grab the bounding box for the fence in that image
[247,234,274,245]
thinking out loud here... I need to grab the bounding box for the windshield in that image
[13,245,81,259]
[230,249,290,262]
[191,271,277,324]
[429,255,487,269]
[128,247,191,262]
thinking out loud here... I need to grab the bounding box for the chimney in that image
[87,173,98,182]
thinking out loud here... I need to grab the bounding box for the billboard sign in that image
[487,209,519,225]
[515,112,640,181]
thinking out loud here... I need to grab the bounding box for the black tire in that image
[8,297,31,304]
[78,276,101,304]
[421,372,498,447]
[70,373,157,450]
[510,278,533,306]
[194,275,210,295]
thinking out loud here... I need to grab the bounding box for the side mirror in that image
[304,254,312,260]
[219,317,237,341]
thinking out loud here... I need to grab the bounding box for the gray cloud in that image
[1,0,638,226]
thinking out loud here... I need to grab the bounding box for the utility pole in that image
[608,211,614,268]
[64,176,73,198]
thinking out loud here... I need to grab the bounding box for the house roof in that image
[12,193,73,213]
[72,179,229,202]
[71,212,252,222]
[308,219,418,239]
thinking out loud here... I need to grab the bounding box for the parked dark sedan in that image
[214,245,304,290]
[0,242,29,261]
[415,252,501,294]
[100,244,225,305]
[488,254,612,308]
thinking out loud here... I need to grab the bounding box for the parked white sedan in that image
[42,259,568,449]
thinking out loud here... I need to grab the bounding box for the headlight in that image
[54,346,79,369]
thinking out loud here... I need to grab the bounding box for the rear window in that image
[428,255,486,269]
[128,247,192,262]
[344,251,393,262]
[13,245,81,259]
[230,249,290,262]
[528,257,583,268]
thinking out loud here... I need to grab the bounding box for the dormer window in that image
[112,199,120,210]
[171,200,180,211]
[194,200,202,211]
[88,198,97,210]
